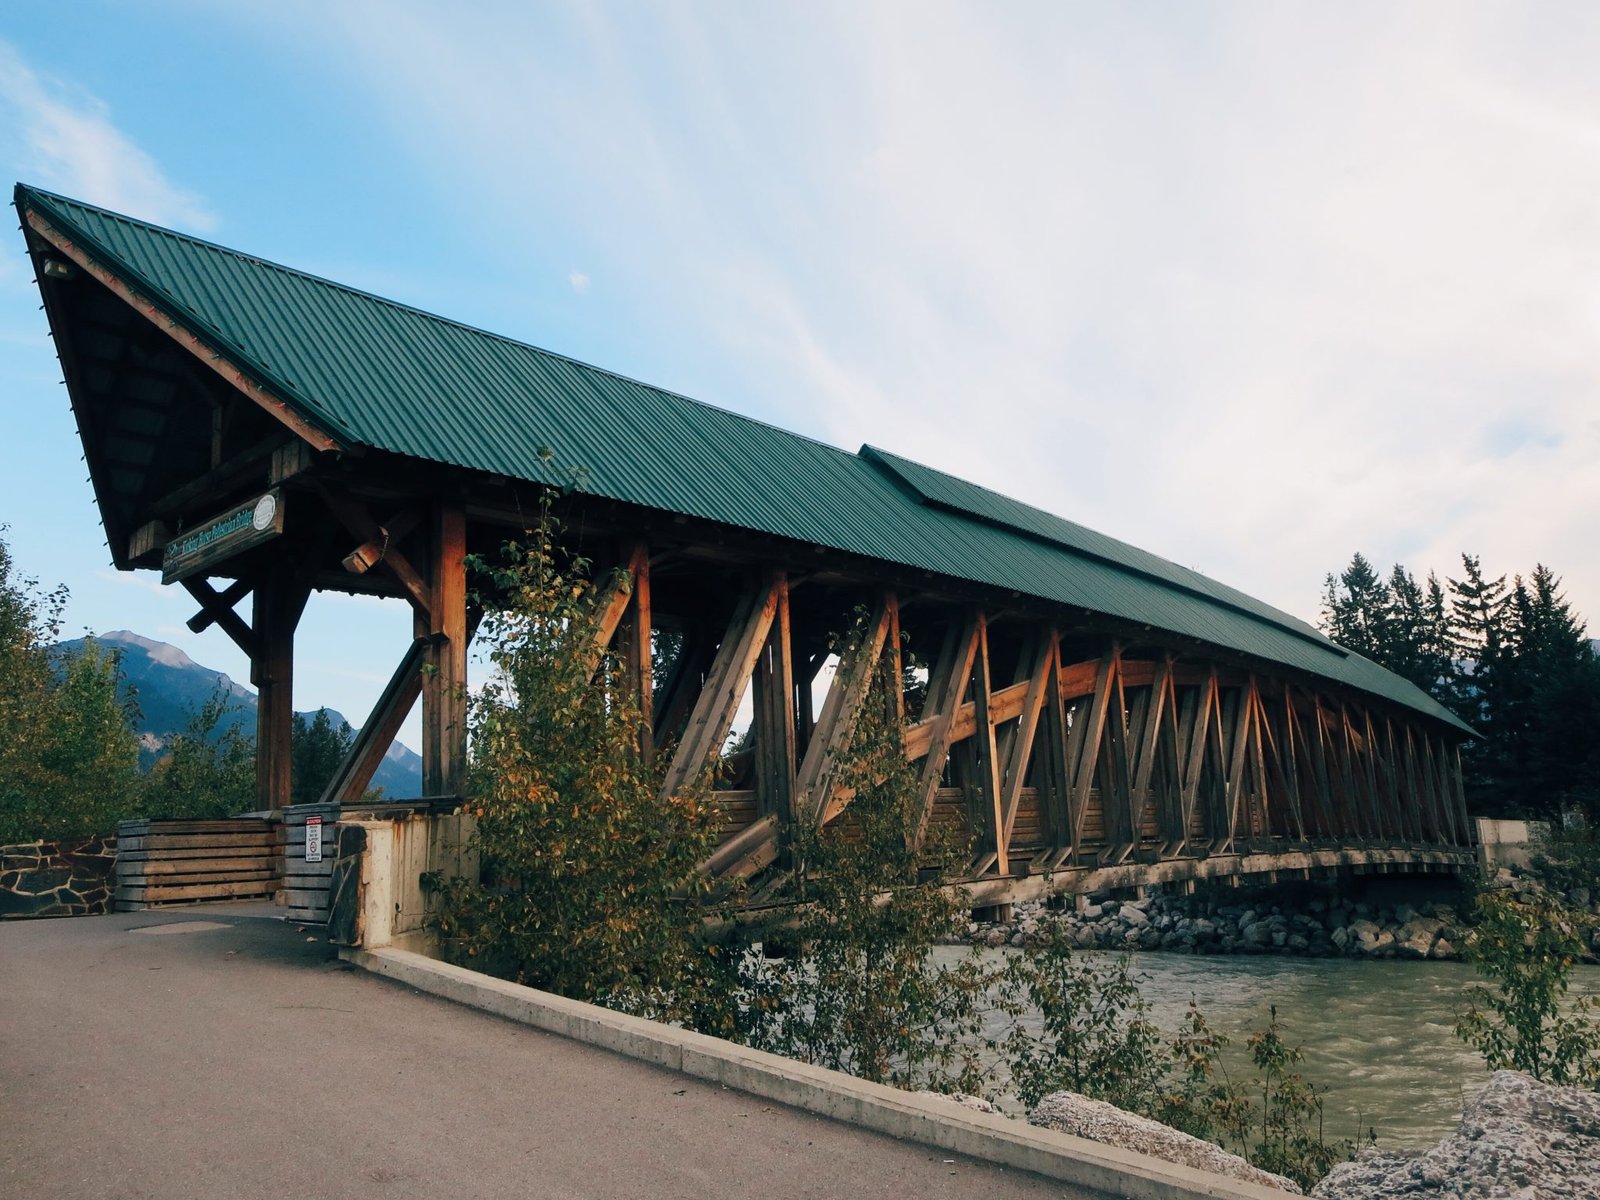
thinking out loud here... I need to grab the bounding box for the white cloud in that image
[568,270,591,294]
[223,3,1600,624]
[0,39,214,231]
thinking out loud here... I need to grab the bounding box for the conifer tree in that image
[1319,553,1391,659]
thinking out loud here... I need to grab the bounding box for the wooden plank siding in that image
[114,818,282,911]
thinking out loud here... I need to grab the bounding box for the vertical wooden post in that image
[912,616,980,851]
[252,572,309,813]
[970,613,1008,876]
[619,542,654,760]
[1038,633,1071,860]
[752,574,796,827]
[423,501,468,797]
[1069,652,1116,851]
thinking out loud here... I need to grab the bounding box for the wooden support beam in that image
[1037,632,1072,861]
[619,542,653,760]
[422,502,468,797]
[1129,658,1173,843]
[660,575,782,802]
[587,543,648,672]
[1255,687,1306,842]
[801,594,895,826]
[1000,630,1054,847]
[912,615,981,850]
[1097,656,1137,863]
[653,624,712,748]
[969,613,1008,876]
[1338,705,1366,839]
[1381,718,1414,843]
[148,436,289,520]
[752,575,796,829]
[180,576,257,659]
[252,573,309,812]
[25,207,342,453]
[1280,688,1310,839]
[1221,683,1254,854]
[1178,672,1215,846]
[318,635,439,805]
[318,486,432,617]
[1068,652,1117,852]
[1451,744,1472,846]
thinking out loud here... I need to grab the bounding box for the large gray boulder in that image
[1312,1071,1600,1199]
[1028,1091,1301,1193]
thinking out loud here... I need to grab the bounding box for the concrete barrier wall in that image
[1476,817,1550,871]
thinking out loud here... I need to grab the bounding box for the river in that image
[963,949,1600,1148]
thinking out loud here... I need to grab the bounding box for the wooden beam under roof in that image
[24,206,342,455]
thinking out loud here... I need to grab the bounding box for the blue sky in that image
[2,2,1598,743]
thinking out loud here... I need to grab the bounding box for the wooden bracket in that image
[180,577,258,659]
[315,485,432,617]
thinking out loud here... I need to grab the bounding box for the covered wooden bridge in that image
[18,184,1476,908]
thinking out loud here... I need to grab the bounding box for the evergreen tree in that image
[1383,564,1430,691]
[1447,554,1513,811]
[1504,567,1600,819]
[1422,573,1462,714]
[1319,553,1391,659]
[291,709,356,806]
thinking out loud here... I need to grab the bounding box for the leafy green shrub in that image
[435,511,722,1014]
[0,534,141,843]
[999,937,1351,1188]
[1456,889,1600,1086]
[1000,925,1167,1109]
[736,623,994,1089]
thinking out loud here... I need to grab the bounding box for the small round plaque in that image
[251,494,277,532]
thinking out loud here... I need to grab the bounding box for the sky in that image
[2,2,1597,747]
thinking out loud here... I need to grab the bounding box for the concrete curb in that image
[342,945,1291,1200]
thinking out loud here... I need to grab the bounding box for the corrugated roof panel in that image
[18,183,1471,735]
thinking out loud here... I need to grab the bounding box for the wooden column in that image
[252,572,309,812]
[969,613,1008,876]
[619,542,653,760]
[752,574,796,826]
[422,501,468,797]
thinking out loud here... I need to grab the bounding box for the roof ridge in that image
[860,442,1341,654]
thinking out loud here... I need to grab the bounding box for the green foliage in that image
[1244,1008,1347,1190]
[997,935,1350,1189]
[0,532,142,843]
[1000,925,1167,1109]
[435,506,722,1014]
[736,617,994,1089]
[1321,550,1600,821]
[144,687,256,820]
[1455,890,1600,1086]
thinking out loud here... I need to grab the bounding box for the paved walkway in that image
[1,907,1099,1199]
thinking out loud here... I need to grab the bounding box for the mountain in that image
[52,630,424,798]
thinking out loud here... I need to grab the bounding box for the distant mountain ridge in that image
[52,630,424,798]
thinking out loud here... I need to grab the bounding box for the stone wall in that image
[0,836,117,919]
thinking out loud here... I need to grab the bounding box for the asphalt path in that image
[1,906,1100,1199]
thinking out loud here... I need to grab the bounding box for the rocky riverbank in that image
[958,868,1600,962]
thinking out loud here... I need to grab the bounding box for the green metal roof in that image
[17,183,1472,735]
